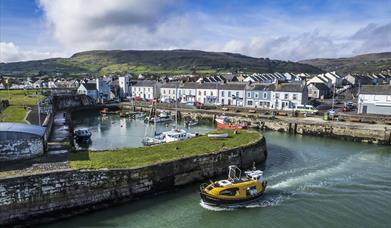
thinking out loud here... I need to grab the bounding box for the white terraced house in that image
[194,83,219,105]
[271,83,308,110]
[218,83,246,106]
[132,80,159,100]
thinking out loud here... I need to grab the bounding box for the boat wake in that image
[268,153,360,190]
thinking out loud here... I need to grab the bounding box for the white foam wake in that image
[268,154,358,189]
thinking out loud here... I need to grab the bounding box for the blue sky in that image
[0,0,390,62]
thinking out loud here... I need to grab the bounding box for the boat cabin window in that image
[219,188,239,196]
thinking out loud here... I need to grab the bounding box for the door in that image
[362,105,367,114]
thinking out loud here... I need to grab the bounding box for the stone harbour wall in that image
[0,136,266,226]
[0,138,44,161]
[262,120,391,144]
[181,111,391,144]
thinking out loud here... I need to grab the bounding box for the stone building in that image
[0,123,46,161]
[307,82,330,99]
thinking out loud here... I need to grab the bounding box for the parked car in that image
[193,101,206,109]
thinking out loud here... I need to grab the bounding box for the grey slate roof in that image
[360,85,391,95]
[274,83,304,92]
[0,123,46,137]
[132,80,157,87]
[83,83,97,90]
[310,83,330,91]
[219,83,246,90]
[247,84,273,91]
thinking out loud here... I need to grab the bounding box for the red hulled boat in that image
[215,115,246,129]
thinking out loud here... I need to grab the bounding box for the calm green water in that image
[72,111,215,150]
[50,118,391,227]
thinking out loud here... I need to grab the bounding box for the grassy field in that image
[70,130,262,169]
[0,89,43,122]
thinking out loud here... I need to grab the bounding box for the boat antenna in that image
[175,83,178,129]
[252,161,256,171]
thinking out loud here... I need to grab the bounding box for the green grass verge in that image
[0,89,43,123]
[69,130,262,169]
[0,89,42,106]
[0,106,28,123]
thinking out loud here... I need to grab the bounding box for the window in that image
[148,88,150,92]
[293,94,297,100]
[284,93,289,99]
[179,90,182,95]
[168,90,171,94]
[221,91,225,97]
[204,91,206,96]
[263,92,267,99]
[211,91,214,96]
[247,100,253,106]
[236,92,239,97]
[255,92,259,98]
[219,188,239,196]
[247,92,251,98]
[275,93,280,99]
[198,91,201,96]
[228,91,231,97]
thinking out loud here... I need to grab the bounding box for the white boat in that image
[142,134,165,146]
[145,111,172,123]
[162,128,197,143]
[207,133,229,139]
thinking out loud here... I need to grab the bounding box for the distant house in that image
[160,82,182,101]
[357,85,391,115]
[195,83,219,105]
[307,83,330,99]
[245,84,273,108]
[307,75,332,88]
[132,80,159,100]
[345,74,374,86]
[218,83,246,106]
[324,72,343,87]
[118,75,132,98]
[48,80,57,89]
[77,83,98,100]
[271,83,308,110]
[96,78,111,102]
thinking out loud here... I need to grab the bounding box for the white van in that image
[294,105,318,114]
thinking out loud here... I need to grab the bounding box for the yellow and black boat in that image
[200,165,267,206]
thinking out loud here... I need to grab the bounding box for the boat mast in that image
[175,83,178,128]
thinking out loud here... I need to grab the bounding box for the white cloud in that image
[2,0,389,62]
[0,42,53,63]
[38,0,176,51]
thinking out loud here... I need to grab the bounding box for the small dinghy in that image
[208,133,229,139]
[185,119,199,127]
[74,128,92,141]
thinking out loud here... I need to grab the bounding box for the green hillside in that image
[299,52,391,74]
[0,49,322,76]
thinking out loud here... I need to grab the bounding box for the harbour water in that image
[72,111,215,150]
[51,116,391,227]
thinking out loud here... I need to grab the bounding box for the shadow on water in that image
[262,143,298,171]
